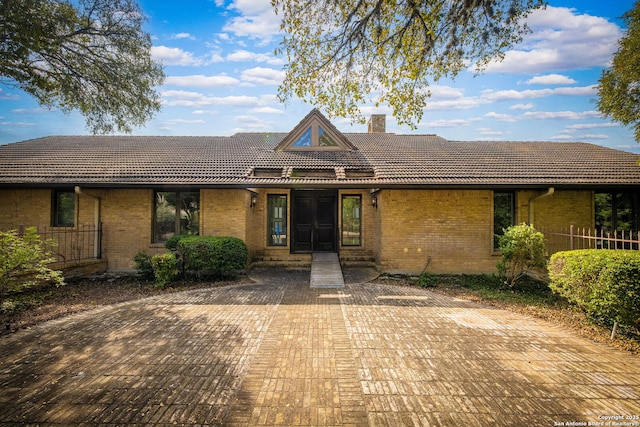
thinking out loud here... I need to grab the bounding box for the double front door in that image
[292,190,337,252]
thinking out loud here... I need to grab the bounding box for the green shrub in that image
[497,223,546,290]
[549,250,640,331]
[151,253,179,289]
[0,228,64,314]
[177,236,248,278]
[417,272,438,288]
[132,250,154,279]
[164,234,190,252]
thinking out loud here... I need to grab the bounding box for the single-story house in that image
[0,109,639,275]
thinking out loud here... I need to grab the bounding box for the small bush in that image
[178,236,248,278]
[417,272,438,288]
[132,250,154,279]
[497,223,546,291]
[549,250,640,331]
[151,253,179,289]
[0,227,64,314]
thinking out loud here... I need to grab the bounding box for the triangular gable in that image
[275,109,357,151]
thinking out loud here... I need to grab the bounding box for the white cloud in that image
[522,110,602,120]
[423,118,481,128]
[481,6,621,73]
[509,103,535,110]
[527,74,577,85]
[481,85,596,101]
[565,123,619,130]
[165,74,240,88]
[172,33,196,40]
[485,112,518,122]
[227,50,284,65]
[223,0,280,42]
[0,89,19,101]
[11,108,51,114]
[249,107,285,114]
[164,119,207,125]
[161,90,275,108]
[582,134,609,140]
[193,110,219,115]
[151,46,204,66]
[240,67,285,85]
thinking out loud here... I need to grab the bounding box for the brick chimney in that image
[368,114,386,133]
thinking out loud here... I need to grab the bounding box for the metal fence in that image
[16,224,102,265]
[540,225,639,254]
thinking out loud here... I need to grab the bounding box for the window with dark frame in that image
[153,191,200,243]
[267,194,287,246]
[342,195,362,246]
[493,192,515,249]
[596,192,639,233]
[53,190,75,227]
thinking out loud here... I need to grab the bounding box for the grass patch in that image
[437,274,567,307]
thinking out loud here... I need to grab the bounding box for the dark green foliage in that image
[150,253,179,289]
[177,236,248,279]
[164,234,190,252]
[417,272,438,288]
[0,0,164,134]
[597,2,640,142]
[549,250,640,330]
[132,250,154,279]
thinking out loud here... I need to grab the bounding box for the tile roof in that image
[0,132,639,188]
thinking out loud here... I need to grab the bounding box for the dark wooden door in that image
[292,190,337,252]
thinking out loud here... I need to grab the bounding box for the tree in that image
[0,0,164,134]
[597,1,640,143]
[272,0,546,128]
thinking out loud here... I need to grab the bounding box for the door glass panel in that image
[342,195,361,246]
[268,195,287,246]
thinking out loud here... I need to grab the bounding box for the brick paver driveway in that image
[1,268,638,426]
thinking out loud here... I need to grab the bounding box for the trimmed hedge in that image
[548,250,640,330]
[177,236,248,278]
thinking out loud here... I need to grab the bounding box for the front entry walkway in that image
[310,252,345,288]
[0,269,638,426]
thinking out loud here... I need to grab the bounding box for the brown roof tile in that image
[0,133,638,188]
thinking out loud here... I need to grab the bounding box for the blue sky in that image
[1,0,638,153]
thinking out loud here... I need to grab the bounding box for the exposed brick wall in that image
[0,189,51,228]
[376,189,594,275]
[377,189,494,274]
[201,189,248,240]
[99,189,155,271]
[0,187,595,274]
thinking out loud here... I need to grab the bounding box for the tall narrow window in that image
[494,192,514,249]
[153,191,200,243]
[53,190,75,227]
[267,195,287,246]
[342,195,362,246]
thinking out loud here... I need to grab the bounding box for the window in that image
[493,192,514,249]
[342,195,362,246]
[267,195,287,246]
[53,190,75,227]
[153,191,200,242]
[596,192,638,232]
